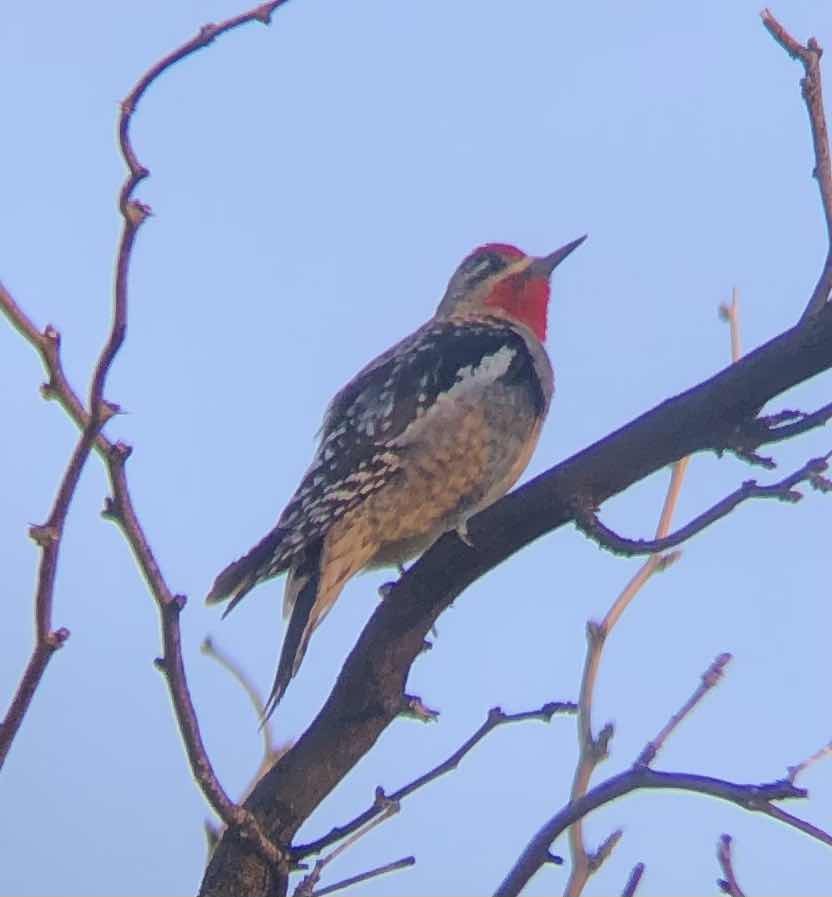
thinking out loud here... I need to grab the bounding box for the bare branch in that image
[294,804,400,897]
[1,0,294,870]
[621,862,645,897]
[636,653,732,767]
[762,10,832,319]
[739,400,832,448]
[310,856,415,897]
[293,701,575,859]
[500,644,830,896]
[565,458,689,897]
[573,452,832,557]
[495,766,826,897]
[202,636,288,772]
[788,738,832,784]
[717,834,746,897]
[719,287,743,362]
[0,279,111,766]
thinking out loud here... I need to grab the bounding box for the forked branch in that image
[0,0,292,869]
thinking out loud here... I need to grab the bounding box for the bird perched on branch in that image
[208,235,585,716]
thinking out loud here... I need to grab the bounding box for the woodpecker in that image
[208,235,585,715]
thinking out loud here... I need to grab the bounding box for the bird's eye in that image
[461,252,507,285]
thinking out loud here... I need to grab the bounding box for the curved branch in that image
[717,834,746,897]
[571,453,831,557]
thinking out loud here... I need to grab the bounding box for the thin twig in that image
[636,653,732,767]
[741,400,832,447]
[311,856,415,897]
[573,452,832,557]
[202,636,277,765]
[762,10,832,319]
[788,738,832,784]
[719,287,743,362]
[495,765,828,897]
[198,636,290,850]
[294,804,401,896]
[621,861,645,897]
[293,701,576,858]
[717,834,746,897]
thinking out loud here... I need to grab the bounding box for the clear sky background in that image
[1,2,831,895]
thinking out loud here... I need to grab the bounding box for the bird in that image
[207,235,585,716]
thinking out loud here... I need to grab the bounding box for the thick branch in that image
[202,301,832,895]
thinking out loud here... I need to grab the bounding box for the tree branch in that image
[717,834,746,897]
[310,856,415,897]
[293,701,576,860]
[572,453,831,558]
[494,767,827,897]
[762,10,832,319]
[621,862,645,897]
[636,653,732,767]
[733,400,832,459]
[496,646,826,896]
[1,0,293,870]
[564,457,687,897]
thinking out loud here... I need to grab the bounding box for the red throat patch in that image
[483,273,550,341]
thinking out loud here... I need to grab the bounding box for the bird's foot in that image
[378,562,408,600]
[400,693,440,722]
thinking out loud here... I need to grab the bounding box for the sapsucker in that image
[208,236,585,715]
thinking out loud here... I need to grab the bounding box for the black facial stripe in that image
[459,251,509,286]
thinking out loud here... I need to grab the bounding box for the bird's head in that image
[435,236,586,341]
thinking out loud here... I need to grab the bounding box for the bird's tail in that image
[206,526,288,617]
[264,532,374,717]
[263,539,324,718]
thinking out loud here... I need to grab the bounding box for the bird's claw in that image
[378,580,396,600]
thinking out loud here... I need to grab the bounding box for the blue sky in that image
[1,2,831,895]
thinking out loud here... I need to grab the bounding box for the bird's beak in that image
[529,234,587,279]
